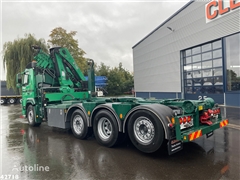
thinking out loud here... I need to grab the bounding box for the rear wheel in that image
[93,110,119,147]
[71,109,91,139]
[9,98,16,104]
[127,110,164,153]
[27,105,41,127]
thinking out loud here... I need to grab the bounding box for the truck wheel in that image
[93,110,119,147]
[9,98,16,104]
[71,109,91,139]
[127,110,164,153]
[18,98,22,104]
[0,99,6,105]
[27,105,41,127]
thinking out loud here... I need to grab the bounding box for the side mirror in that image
[16,83,22,88]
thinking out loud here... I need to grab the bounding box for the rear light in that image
[179,117,183,124]
[179,116,192,124]
[183,116,187,123]
[178,115,193,129]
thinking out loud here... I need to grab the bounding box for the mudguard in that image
[123,104,174,140]
[90,104,122,132]
[65,103,90,126]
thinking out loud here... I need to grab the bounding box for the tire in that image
[9,98,16,104]
[0,99,6,105]
[127,110,164,153]
[93,110,119,147]
[27,105,41,127]
[18,98,22,104]
[71,109,91,139]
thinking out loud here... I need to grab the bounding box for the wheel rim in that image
[133,116,155,145]
[0,100,4,104]
[73,115,84,135]
[97,117,112,140]
[19,99,22,103]
[28,109,34,123]
[10,99,15,103]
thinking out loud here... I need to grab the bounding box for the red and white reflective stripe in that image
[220,119,229,128]
[189,130,202,141]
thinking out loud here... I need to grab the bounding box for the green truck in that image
[16,46,228,155]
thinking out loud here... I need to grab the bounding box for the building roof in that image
[132,0,194,49]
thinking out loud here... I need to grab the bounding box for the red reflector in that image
[187,116,191,122]
[20,129,25,135]
[168,123,173,128]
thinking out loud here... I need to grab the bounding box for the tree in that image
[227,69,240,91]
[3,34,47,92]
[48,27,87,74]
[95,62,110,76]
[96,62,134,96]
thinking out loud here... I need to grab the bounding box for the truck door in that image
[22,70,36,106]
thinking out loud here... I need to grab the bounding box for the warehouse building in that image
[133,0,240,106]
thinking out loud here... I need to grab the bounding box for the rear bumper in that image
[177,119,228,142]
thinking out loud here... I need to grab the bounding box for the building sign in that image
[205,0,240,23]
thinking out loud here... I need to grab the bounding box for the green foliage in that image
[96,62,134,96]
[95,62,110,76]
[3,34,47,92]
[48,27,87,74]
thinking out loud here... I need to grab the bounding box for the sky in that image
[1,0,189,80]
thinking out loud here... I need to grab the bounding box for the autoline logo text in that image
[12,164,50,172]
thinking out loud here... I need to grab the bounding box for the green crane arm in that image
[32,46,87,93]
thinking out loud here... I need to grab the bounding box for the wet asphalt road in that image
[0,105,239,180]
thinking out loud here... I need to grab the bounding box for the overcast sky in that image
[1,0,189,80]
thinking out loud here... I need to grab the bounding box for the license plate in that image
[206,131,214,138]
[168,139,183,155]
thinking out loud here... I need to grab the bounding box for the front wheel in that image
[93,110,119,147]
[71,109,91,139]
[127,110,164,153]
[27,105,41,127]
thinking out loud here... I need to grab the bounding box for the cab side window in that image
[23,74,29,85]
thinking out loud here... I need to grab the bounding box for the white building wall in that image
[133,0,240,93]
